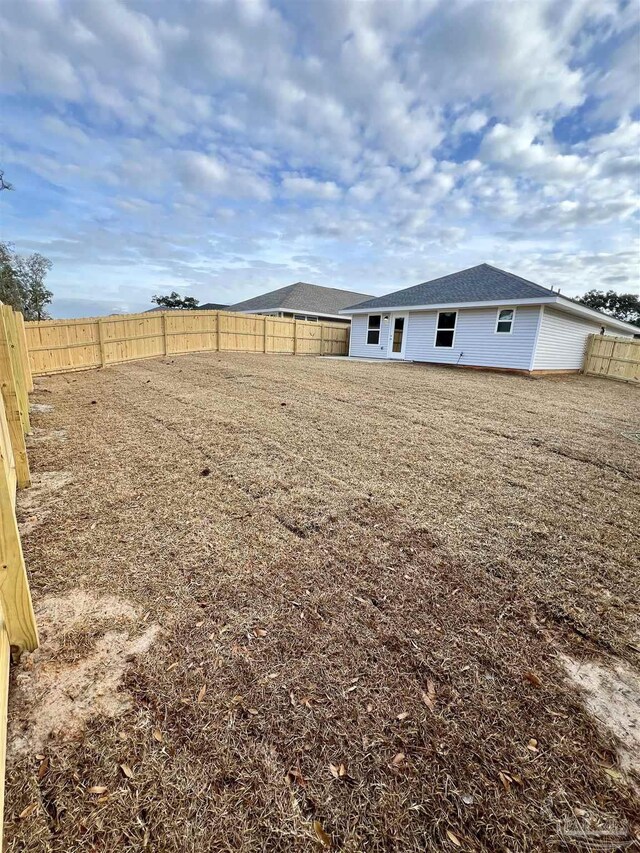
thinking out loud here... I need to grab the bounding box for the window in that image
[435,311,457,348]
[495,308,515,334]
[367,315,381,345]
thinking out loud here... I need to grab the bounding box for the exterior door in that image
[388,313,408,359]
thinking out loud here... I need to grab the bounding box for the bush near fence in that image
[583,333,640,384]
[23,310,350,376]
[0,303,39,848]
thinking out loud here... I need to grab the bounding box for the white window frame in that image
[495,307,516,335]
[434,310,457,348]
[366,314,382,346]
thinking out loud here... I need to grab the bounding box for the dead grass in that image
[6,353,640,851]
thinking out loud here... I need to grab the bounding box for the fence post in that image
[97,318,106,367]
[0,313,30,488]
[0,617,10,843]
[216,312,221,352]
[0,443,38,654]
[15,313,33,393]
[320,324,325,356]
[162,313,168,356]
[263,316,267,353]
[2,309,30,433]
[293,320,297,356]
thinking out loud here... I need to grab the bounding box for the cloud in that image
[0,0,638,318]
[281,175,342,200]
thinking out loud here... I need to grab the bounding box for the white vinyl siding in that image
[349,314,392,357]
[532,307,633,370]
[404,305,540,369]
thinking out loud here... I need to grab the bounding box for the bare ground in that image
[5,353,640,852]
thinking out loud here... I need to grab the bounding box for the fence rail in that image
[24,310,350,376]
[583,334,640,384]
[0,303,39,849]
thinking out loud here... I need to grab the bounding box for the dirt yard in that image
[5,353,640,851]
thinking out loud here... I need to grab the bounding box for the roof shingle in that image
[229,282,372,316]
[343,264,556,311]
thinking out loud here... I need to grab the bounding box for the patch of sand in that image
[29,403,54,414]
[17,470,72,535]
[27,427,67,444]
[8,590,160,756]
[561,654,640,779]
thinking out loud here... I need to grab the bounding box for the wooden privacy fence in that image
[583,334,640,384]
[24,310,350,376]
[0,303,39,848]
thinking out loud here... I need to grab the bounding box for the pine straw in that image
[6,354,640,851]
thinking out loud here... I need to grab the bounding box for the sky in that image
[1,0,639,319]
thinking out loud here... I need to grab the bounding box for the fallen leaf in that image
[88,786,108,795]
[287,767,306,787]
[366,703,373,713]
[19,803,38,819]
[37,757,49,781]
[253,627,268,637]
[446,829,461,847]
[498,772,511,792]
[313,819,332,848]
[152,729,163,743]
[247,708,259,715]
[524,671,542,688]
[329,763,340,779]
[391,752,405,767]
[338,763,346,777]
[422,678,437,710]
[527,738,538,752]
[120,763,134,779]
[397,712,409,721]
[197,685,207,703]
[604,768,623,780]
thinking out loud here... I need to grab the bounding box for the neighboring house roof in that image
[341,263,638,335]
[229,282,373,318]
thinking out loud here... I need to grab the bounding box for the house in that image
[228,282,373,324]
[340,264,637,373]
[199,302,229,311]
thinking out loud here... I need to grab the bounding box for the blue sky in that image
[0,0,639,318]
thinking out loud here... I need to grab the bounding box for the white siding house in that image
[531,307,619,370]
[342,265,637,374]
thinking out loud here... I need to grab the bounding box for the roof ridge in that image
[482,264,557,297]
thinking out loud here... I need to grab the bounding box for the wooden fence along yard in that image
[23,310,350,376]
[583,334,640,384]
[0,303,39,848]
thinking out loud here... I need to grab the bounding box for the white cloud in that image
[281,176,342,200]
[0,0,638,317]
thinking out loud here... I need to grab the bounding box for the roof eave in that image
[340,296,558,315]
[552,296,639,333]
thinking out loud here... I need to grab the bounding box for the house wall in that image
[350,306,541,366]
[532,307,633,370]
[349,314,392,358]
[404,305,540,368]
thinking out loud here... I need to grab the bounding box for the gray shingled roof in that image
[229,282,372,316]
[343,264,556,311]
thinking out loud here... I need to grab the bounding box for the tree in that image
[577,289,640,327]
[0,242,27,311]
[0,170,14,191]
[151,291,200,309]
[18,253,53,320]
[0,242,53,319]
